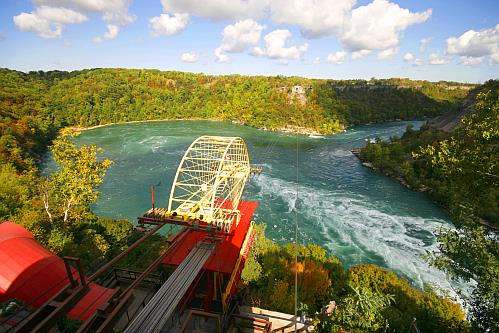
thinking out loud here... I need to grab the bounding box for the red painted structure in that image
[0,222,113,320]
[162,200,258,274]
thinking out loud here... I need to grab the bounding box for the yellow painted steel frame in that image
[222,221,254,310]
[168,136,250,232]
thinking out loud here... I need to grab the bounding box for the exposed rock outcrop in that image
[427,87,480,132]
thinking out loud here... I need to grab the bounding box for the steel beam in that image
[76,228,191,333]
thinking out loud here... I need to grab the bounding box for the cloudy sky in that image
[1,0,498,82]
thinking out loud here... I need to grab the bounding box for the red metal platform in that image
[161,200,258,274]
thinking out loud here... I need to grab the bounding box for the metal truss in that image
[168,136,250,232]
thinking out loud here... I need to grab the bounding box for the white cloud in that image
[180,52,199,63]
[428,53,450,65]
[403,52,423,66]
[150,13,189,37]
[447,25,498,57]
[270,0,355,38]
[160,0,268,21]
[403,52,414,61]
[459,56,483,66]
[447,24,499,64]
[157,0,431,60]
[35,5,87,24]
[327,51,347,64]
[313,57,321,64]
[214,47,231,63]
[214,19,264,64]
[94,24,119,43]
[351,49,371,60]
[102,11,135,27]
[90,0,135,42]
[13,6,87,38]
[14,13,60,38]
[104,24,119,39]
[252,29,308,61]
[377,47,399,59]
[18,0,436,62]
[218,19,264,53]
[340,0,431,53]
[414,58,423,66]
[419,37,431,53]
[152,1,267,40]
[34,0,131,14]
[14,0,134,40]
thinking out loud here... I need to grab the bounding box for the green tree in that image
[415,85,498,223]
[43,129,112,225]
[429,210,498,332]
[338,286,394,332]
[242,223,278,282]
[416,84,498,331]
[0,163,31,219]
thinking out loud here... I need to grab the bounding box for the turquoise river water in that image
[70,120,463,297]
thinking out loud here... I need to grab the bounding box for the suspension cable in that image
[294,133,299,331]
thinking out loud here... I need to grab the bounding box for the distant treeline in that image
[0,67,472,170]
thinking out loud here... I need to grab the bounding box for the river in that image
[72,120,461,297]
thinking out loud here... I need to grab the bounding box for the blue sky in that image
[1,0,498,83]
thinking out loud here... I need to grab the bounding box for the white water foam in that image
[252,162,273,172]
[139,136,169,152]
[316,149,353,158]
[252,174,465,301]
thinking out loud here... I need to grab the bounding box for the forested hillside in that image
[43,70,468,129]
[314,78,469,125]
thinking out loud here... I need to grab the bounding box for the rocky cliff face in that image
[427,87,480,132]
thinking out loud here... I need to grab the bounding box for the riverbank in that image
[351,148,429,192]
[352,148,498,231]
[70,118,324,136]
[69,117,222,132]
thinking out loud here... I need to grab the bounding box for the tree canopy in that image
[43,129,112,224]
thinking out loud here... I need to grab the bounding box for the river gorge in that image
[67,120,465,300]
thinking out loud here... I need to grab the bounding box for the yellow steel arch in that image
[168,136,250,232]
